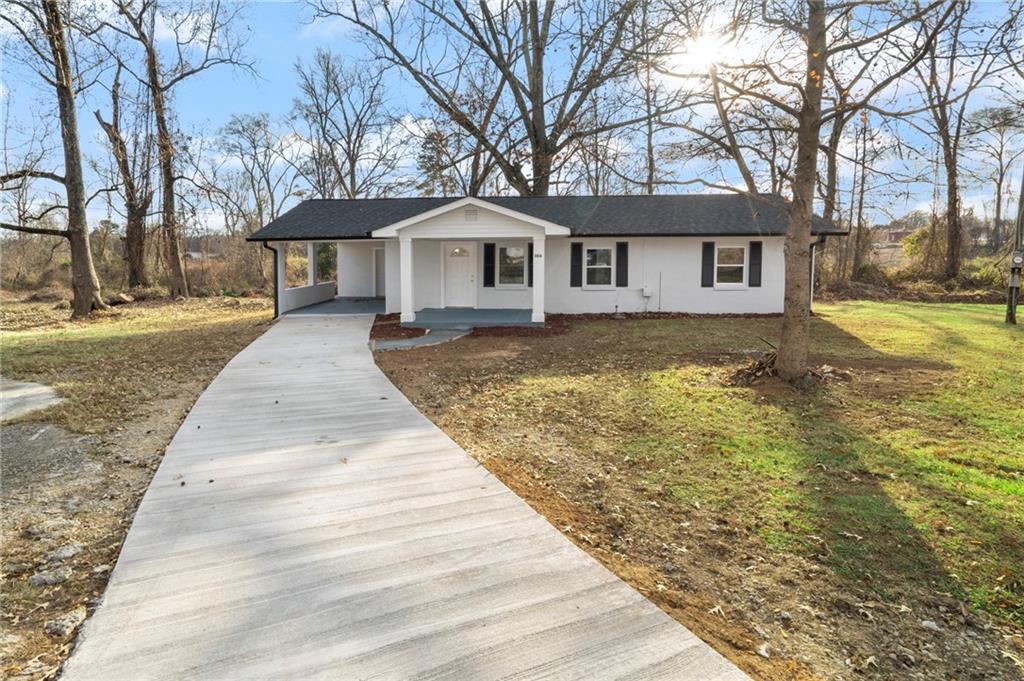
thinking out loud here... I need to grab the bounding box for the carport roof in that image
[247,194,846,241]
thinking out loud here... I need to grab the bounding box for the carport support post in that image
[275,242,287,317]
[307,242,316,285]
[400,237,414,323]
[532,236,545,324]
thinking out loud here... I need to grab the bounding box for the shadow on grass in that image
[469,314,1018,622]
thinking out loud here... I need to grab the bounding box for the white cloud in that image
[297,15,352,40]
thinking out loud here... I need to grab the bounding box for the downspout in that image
[262,241,279,319]
[810,235,827,311]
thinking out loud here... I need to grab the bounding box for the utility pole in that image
[1007,170,1024,325]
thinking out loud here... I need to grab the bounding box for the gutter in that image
[261,241,279,319]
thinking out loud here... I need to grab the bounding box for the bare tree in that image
[1,0,108,317]
[910,2,1022,279]
[103,0,252,297]
[964,106,1024,251]
[662,1,952,380]
[411,67,509,197]
[310,0,677,196]
[93,62,155,287]
[292,51,409,199]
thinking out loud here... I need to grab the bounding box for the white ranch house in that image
[248,195,844,325]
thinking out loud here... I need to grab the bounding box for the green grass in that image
[1,297,273,433]
[387,301,1023,625]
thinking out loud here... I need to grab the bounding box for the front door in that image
[443,242,476,308]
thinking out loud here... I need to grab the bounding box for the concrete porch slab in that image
[287,297,386,316]
[404,307,539,329]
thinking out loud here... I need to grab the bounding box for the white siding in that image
[544,236,785,314]
[389,204,548,240]
[370,201,786,316]
[382,235,784,315]
[337,242,377,298]
[281,282,336,313]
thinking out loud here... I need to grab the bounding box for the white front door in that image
[443,241,476,308]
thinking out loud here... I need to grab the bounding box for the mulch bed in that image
[370,314,427,340]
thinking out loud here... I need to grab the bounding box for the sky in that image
[1,0,1021,232]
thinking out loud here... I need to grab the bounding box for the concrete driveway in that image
[63,315,747,680]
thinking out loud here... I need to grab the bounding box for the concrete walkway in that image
[63,315,747,681]
[371,328,470,352]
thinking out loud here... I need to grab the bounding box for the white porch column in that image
[400,237,414,323]
[532,235,545,324]
[306,242,316,285]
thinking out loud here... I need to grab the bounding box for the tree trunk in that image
[822,113,845,225]
[144,43,189,297]
[776,0,826,383]
[94,84,151,288]
[943,151,961,279]
[992,175,1003,251]
[42,0,106,318]
[125,207,149,287]
[640,0,655,195]
[851,123,869,278]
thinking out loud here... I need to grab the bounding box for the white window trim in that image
[714,243,748,290]
[582,242,616,290]
[495,241,529,289]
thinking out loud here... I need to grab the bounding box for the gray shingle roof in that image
[247,194,845,241]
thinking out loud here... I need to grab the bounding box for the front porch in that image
[267,198,572,326]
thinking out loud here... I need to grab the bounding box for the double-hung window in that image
[497,244,526,287]
[585,247,613,287]
[715,246,746,286]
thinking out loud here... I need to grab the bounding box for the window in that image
[449,246,470,257]
[715,246,746,285]
[498,244,526,286]
[585,247,613,286]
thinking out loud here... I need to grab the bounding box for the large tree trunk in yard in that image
[43,0,106,318]
[776,0,827,383]
[125,208,149,287]
[145,46,189,297]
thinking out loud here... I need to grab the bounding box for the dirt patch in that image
[469,315,574,337]
[370,314,427,340]
[1,408,190,679]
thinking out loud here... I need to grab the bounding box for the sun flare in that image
[669,32,731,75]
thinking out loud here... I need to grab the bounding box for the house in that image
[247,194,844,325]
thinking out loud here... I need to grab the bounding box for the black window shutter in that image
[749,241,763,287]
[701,242,714,287]
[570,242,583,287]
[616,242,628,287]
[483,243,495,287]
[528,241,534,287]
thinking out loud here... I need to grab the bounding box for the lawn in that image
[1,297,274,433]
[376,301,1023,680]
[1,297,273,679]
